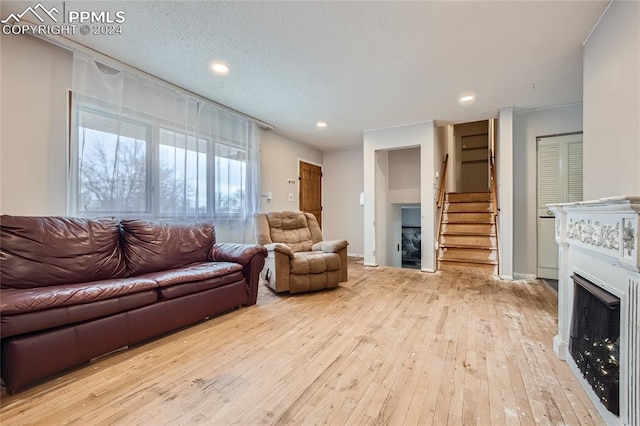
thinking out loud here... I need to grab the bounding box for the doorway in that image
[536,133,583,279]
[299,160,322,228]
[401,206,421,269]
[455,120,490,192]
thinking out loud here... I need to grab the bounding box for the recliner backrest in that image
[255,211,323,253]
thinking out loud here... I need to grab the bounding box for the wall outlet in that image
[288,192,294,202]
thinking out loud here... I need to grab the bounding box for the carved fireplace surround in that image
[551,196,640,425]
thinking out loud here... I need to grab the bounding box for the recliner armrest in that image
[312,239,349,253]
[210,243,267,265]
[263,243,295,259]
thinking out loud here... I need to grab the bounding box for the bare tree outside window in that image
[79,127,148,213]
[215,144,246,214]
[159,128,208,215]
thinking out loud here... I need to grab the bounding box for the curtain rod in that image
[26,29,275,130]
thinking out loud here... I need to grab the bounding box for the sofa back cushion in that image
[256,211,323,253]
[0,216,127,288]
[121,219,215,275]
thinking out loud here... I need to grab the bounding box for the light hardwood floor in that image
[0,258,604,425]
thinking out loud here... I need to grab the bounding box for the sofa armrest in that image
[210,243,267,306]
[312,239,349,253]
[263,243,295,259]
[210,243,267,266]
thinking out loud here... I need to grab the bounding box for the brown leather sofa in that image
[255,211,348,293]
[0,215,267,394]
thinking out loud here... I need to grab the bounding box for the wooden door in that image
[536,133,583,279]
[299,161,322,228]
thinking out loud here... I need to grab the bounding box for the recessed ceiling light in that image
[459,95,475,103]
[316,121,328,128]
[210,61,230,76]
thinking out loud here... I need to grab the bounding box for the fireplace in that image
[550,196,640,425]
[570,274,620,415]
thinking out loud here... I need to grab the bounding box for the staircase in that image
[437,192,498,275]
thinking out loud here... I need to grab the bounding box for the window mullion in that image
[151,123,159,217]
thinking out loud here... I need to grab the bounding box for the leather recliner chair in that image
[254,211,348,293]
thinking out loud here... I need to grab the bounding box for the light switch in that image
[288,192,294,202]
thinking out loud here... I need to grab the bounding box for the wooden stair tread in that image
[440,232,496,237]
[443,211,493,214]
[439,243,496,250]
[446,192,492,203]
[444,205,493,213]
[437,260,498,275]
[438,258,498,265]
[445,201,492,204]
[442,220,494,224]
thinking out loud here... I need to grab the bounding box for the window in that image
[158,128,209,216]
[215,144,247,214]
[77,108,150,214]
[72,105,250,218]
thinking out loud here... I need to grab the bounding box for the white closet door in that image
[537,134,583,279]
[567,141,584,203]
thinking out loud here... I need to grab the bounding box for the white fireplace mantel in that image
[550,196,640,425]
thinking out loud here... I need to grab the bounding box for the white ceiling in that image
[2,1,609,150]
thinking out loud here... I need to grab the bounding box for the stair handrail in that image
[437,153,449,209]
[434,154,449,271]
[489,150,498,216]
[489,150,500,275]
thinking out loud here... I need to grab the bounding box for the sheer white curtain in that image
[70,52,260,243]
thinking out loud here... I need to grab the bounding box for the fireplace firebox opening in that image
[569,274,621,416]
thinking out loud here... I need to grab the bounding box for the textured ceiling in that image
[2,1,609,150]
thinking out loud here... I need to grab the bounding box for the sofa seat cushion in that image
[290,252,341,275]
[139,262,245,300]
[0,277,158,315]
[0,289,158,339]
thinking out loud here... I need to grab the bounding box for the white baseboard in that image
[513,272,537,281]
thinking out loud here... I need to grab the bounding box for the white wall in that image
[1,34,71,215]
[497,107,514,279]
[388,147,420,190]
[258,130,323,214]
[323,146,364,256]
[512,103,583,277]
[583,0,640,199]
